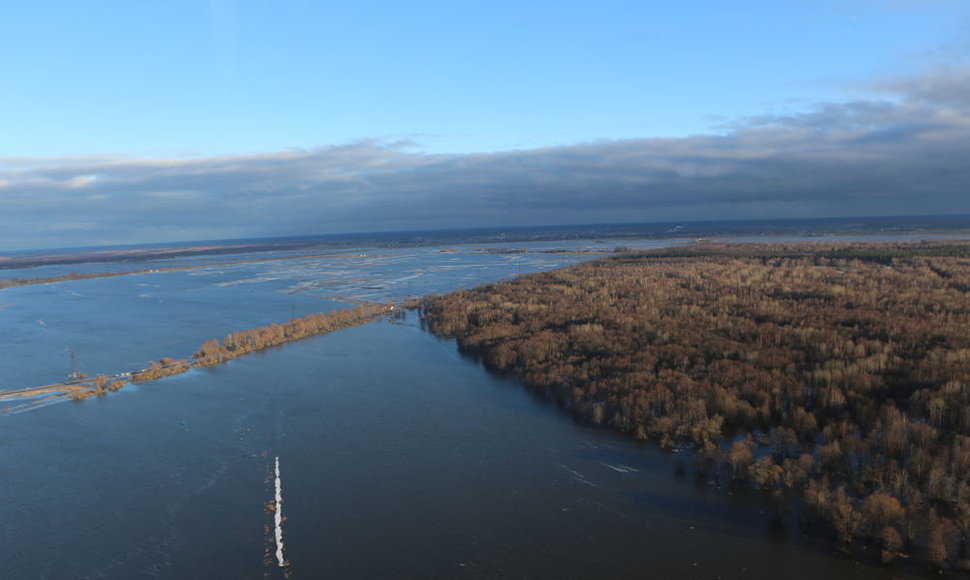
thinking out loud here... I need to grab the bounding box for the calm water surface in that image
[1,239,674,389]
[0,315,920,579]
[0,237,942,578]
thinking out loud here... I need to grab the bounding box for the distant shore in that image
[5,214,968,270]
[0,250,358,290]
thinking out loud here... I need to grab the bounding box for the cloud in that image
[871,67,970,108]
[2,68,970,250]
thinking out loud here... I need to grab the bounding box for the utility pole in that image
[68,348,86,380]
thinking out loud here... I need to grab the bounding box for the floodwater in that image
[0,238,932,578]
[0,239,671,390]
[0,315,921,579]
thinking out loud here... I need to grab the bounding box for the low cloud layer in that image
[3,66,970,250]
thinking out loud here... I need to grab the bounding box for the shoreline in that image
[419,240,970,572]
[0,303,392,412]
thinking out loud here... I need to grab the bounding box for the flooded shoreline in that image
[1,238,674,391]
[0,316,923,578]
[1,236,958,577]
[0,304,387,412]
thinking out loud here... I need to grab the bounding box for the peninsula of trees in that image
[104,304,387,390]
[420,241,970,571]
[0,304,389,409]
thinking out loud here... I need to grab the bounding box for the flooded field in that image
[0,235,941,578]
[0,315,921,579]
[0,239,677,391]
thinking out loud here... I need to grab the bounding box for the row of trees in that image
[0,271,132,289]
[420,241,970,570]
[67,304,388,398]
[193,305,387,366]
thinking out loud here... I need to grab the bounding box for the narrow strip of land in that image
[0,303,392,412]
[0,250,379,290]
[0,246,618,291]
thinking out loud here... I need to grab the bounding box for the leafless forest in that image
[421,241,970,570]
[67,305,387,399]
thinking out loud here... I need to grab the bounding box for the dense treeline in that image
[0,271,131,289]
[192,305,387,366]
[421,241,970,571]
[62,304,388,400]
[644,240,970,261]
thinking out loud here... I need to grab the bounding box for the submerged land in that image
[4,213,967,269]
[5,220,970,576]
[0,304,387,412]
[421,240,970,571]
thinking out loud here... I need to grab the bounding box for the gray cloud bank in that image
[2,67,970,250]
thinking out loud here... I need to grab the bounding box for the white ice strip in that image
[601,462,638,473]
[558,463,599,487]
[275,456,285,567]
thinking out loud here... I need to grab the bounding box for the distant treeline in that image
[420,240,970,571]
[68,304,387,400]
[0,271,132,289]
[644,240,970,261]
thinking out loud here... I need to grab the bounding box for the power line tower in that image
[68,348,87,380]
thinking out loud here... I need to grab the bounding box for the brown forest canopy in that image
[421,240,970,570]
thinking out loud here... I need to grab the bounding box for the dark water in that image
[0,270,343,388]
[0,315,919,579]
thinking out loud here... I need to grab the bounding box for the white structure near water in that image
[274,456,286,567]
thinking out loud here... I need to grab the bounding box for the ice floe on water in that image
[558,463,600,487]
[214,276,281,287]
[274,456,286,568]
[601,462,638,473]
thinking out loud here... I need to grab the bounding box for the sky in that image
[1,0,969,250]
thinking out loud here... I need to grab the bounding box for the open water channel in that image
[0,237,934,578]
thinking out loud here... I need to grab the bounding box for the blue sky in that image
[1,0,969,249]
[1,0,963,156]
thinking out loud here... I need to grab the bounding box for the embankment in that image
[0,303,391,409]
